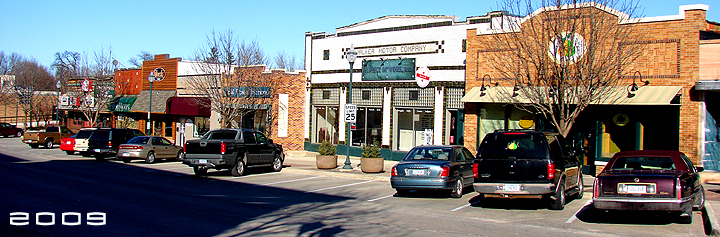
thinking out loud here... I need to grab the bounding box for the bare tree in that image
[186,29,277,128]
[478,0,644,137]
[52,46,117,127]
[274,50,297,71]
[10,58,55,127]
[128,51,154,67]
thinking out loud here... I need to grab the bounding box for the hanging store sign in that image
[224,87,272,98]
[362,58,416,81]
[549,32,586,64]
[353,42,440,57]
[415,66,430,88]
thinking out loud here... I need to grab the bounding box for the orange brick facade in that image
[464,5,713,165]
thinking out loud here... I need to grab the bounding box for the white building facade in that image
[305,14,499,158]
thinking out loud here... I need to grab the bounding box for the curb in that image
[705,201,720,236]
[283,166,391,182]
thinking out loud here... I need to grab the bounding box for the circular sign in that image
[519,116,534,129]
[549,32,586,64]
[415,66,430,88]
[152,67,166,82]
[613,114,630,127]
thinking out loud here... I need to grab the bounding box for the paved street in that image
[0,137,717,236]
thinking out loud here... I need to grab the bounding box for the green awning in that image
[113,97,137,112]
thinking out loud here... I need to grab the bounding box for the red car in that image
[60,135,76,155]
[593,150,705,224]
[0,122,23,137]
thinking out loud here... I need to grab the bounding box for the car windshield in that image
[404,147,452,161]
[479,133,547,159]
[127,137,150,145]
[76,130,94,139]
[610,156,676,170]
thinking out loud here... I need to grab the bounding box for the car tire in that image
[145,151,156,164]
[271,154,283,172]
[693,187,705,211]
[80,152,92,157]
[15,131,22,137]
[679,210,693,224]
[65,151,75,155]
[574,174,584,200]
[29,144,39,149]
[396,189,412,197]
[44,139,53,149]
[193,166,208,176]
[450,178,463,198]
[175,151,183,161]
[231,155,246,177]
[95,153,106,161]
[549,182,566,210]
[122,157,131,163]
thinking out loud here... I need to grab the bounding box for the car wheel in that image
[95,153,106,161]
[44,139,53,149]
[193,166,208,176]
[450,178,463,198]
[175,151,183,161]
[693,187,705,211]
[65,151,75,155]
[122,157,131,163]
[80,152,92,157]
[231,155,246,177]
[679,210,693,224]
[271,154,283,172]
[549,182,566,210]
[145,151,156,164]
[15,131,22,137]
[574,174,584,199]
[396,189,412,197]
[29,144,39,149]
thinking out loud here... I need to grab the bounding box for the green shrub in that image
[361,139,382,158]
[317,140,337,156]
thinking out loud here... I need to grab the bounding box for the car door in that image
[151,137,167,158]
[461,148,476,183]
[255,132,275,164]
[242,131,262,165]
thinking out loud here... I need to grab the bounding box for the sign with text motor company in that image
[362,58,416,81]
[353,41,440,58]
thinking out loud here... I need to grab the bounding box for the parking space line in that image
[261,176,322,185]
[367,194,394,202]
[451,200,483,212]
[307,180,373,193]
[229,172,281,179]
[565,200,593,224]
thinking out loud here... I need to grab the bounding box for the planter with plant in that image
[360,139,384,173]
[316,140,338,169]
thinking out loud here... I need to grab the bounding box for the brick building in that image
[462,4,720,173]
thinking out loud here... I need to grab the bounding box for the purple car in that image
[592,150,705,224]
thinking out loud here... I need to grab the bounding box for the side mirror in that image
[268,139,274,144]
[697,167,704,172]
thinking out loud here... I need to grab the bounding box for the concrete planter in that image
[316,155,338,169]
[361,158,384,173]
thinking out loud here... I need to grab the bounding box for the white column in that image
[382,87,392,147]
[434,86,444,145]
[304,83,311,140]
[339,87,347,143]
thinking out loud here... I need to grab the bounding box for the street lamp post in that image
[55,80,61,126]
[147,74,154,136]
[343,46,357,170]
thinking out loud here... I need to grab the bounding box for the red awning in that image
[166,97,211,116]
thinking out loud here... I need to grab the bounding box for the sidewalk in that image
[283,151,397,182]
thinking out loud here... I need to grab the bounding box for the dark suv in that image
[473,130,583,210]
[87,128,144,160]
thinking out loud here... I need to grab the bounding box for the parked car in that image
[473,130,583,210]
[60,134,76,155]
[118,136,183,164]
[390,145,475,198]
[86,128,144,160]
[73,128,97,157]
[183,129,284,176]
[0,122,23,137]
[593,150,705,224]
[22,126,75,149]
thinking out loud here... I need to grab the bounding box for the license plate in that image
[626,185,647,193]
[94,149,101,152]
[504,184,521,192]
[122,153,129,157]
[199,159,207,164]
[409,169,426,176]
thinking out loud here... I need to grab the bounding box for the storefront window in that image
[314,106,339,144]
[351,107,382,146]
[165,121,173,137]
[395,108,434,151]
[194,116,209,137]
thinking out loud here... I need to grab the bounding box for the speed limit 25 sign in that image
[344,104,357,123]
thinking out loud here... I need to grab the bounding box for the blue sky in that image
[1,0,718,70]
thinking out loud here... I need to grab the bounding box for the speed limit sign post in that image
[345,104,357,123]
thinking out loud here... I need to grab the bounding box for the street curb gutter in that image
[705,201,720,236]
[283,167,391,182]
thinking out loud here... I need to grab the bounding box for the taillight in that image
[439,166,450,177]
[593,178,599,198]
[119,145,142,149]
[473,163,479,178]
[108,141,112,148]
[547,162,555,180]
[221,142,227,155]
[183,143,186,153]
[676,178,682,199]
[391,166,398,177]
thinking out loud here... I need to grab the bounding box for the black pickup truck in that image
[182,128,284,176]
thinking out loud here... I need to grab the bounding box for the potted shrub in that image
[316,140,338,169]
[360,139,384,173]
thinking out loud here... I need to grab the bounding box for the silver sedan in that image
[118,136,183,164]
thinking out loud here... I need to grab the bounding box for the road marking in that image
[261,176,322,185]
[307,180,373,193]
[451,200,483,212]
[565,200,593,224]
[229,172,280,179]
[367,194,394,202]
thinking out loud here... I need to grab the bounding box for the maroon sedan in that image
[593,150,705,224]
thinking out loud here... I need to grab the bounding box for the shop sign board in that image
[415,66,430,88]
[362,58,416,81]
[224,87,272,98]
[353,42,439,58]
